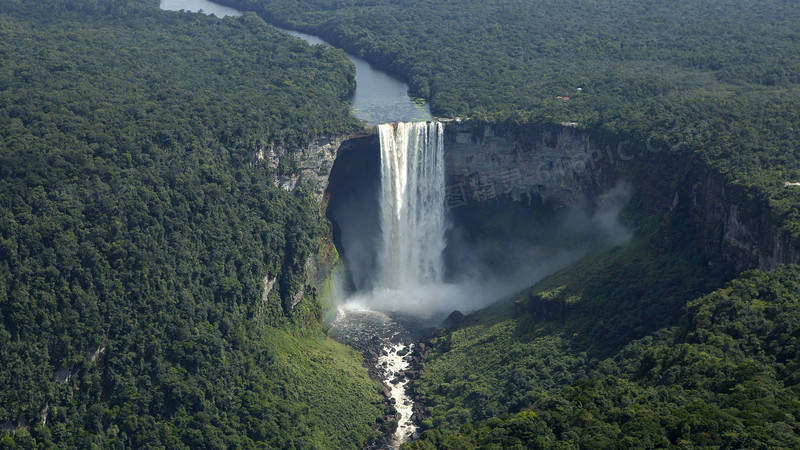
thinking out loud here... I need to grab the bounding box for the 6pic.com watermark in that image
[445,166,518,209]
[445,167,521,209]
[444,136,665,210]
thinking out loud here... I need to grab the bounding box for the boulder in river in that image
[382,418,397,433]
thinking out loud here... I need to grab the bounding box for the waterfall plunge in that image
[336,121,446,449]
[377,121,446,290]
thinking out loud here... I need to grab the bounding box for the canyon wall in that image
[257,129,379,313]
[256,127,378,201]
[268,119,798,276]
[441,119,799,271]
[680,161,800,271]
[442,120,608,207]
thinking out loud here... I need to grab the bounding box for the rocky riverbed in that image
[328,309,434,449]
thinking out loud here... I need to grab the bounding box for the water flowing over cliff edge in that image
[377,122,446,290]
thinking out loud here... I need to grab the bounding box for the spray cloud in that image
[330,121,633,319]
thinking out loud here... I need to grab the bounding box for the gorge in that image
[5,0,800,448]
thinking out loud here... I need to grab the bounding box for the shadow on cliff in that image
[338,183,634,318]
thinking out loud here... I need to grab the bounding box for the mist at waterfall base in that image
[329,123,633,319]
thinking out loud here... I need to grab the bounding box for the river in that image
[159,0,432,124]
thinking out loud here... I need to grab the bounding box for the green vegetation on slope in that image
[406,188,798,446]
[413,218,732,435]
[0,0,381,447]
[412,265,800,448]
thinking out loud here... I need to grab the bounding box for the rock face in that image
[440,119,799,272]
[256,125,377,200]
[255,128,379,316]
[677,161,800,271]
[515,292,577,323]
[443,121,605,207]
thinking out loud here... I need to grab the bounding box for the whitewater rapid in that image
[327,309,421,449]
[379,343,417,447]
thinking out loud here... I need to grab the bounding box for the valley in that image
[2,0,800,448]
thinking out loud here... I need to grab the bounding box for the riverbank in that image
[160,0,432,125]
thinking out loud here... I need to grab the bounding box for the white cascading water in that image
[369,121,446,448]
[377,121,446,290]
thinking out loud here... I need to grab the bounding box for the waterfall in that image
[377,121,446,289]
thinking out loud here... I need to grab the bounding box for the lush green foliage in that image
[215,0,799,118]
[216,0,800,241]
[411,265,800,448]
[0,1,381,447]
[413,223,732,434]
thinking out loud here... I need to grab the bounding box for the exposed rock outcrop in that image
[678,162,800,271]
[254,128,379,316]
[442,119,799,271]
[515,291,577,323]
[256,126,377,200]
[444,121,605,206]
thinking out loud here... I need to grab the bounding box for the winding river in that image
[159,0,432,124]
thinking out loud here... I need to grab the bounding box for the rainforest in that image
[1,0,800,448]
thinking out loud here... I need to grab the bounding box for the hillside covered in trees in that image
[410,265,800,448]
[0,0,383,447]
[205,0,800,446]
[3,0,800,447]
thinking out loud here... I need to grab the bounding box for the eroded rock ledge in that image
[256,125,378,200]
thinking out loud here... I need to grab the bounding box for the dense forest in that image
[0,0,382,447]
[204,0,800,447]
[214,0,799,117]
[411,265,800,448]
[3,0,800,447]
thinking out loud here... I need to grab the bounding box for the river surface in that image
[159,0,432,124]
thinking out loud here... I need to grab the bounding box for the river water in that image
[159,0,432,124]
[327,309,421,447]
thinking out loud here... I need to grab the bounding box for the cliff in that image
[441,119,799,271]
[268,119,797,283]
[677,161,800,271]
[256,125,378,200]
[443,120,606,206]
